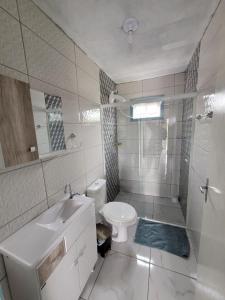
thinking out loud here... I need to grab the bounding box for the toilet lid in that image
[103,202,136,222]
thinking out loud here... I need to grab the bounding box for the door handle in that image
[200,178,209,203]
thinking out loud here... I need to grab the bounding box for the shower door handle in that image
[200,178,209,203]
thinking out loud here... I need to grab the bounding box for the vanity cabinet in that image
[41,221,97,300]
[0,75,38,168]
[1,197,97,300]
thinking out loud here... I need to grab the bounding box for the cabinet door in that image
[0,75,38,168]
[41,243,80,300]
[77,221,97,291]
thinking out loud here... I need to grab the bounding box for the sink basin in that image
[37,197,83,229]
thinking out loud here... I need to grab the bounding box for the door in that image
[0,75,38,168]
[41,243,80,300]
[194,76,225,299]
[77,221,97,291]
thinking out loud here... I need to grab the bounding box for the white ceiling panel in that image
[33,0,219,83]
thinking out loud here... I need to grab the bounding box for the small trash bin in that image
[96,223,112,257]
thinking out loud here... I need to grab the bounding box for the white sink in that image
[37,197,84,229]
[0,195,94,268]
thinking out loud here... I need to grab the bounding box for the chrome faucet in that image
[64,184,72,198]
[64,184,80,199]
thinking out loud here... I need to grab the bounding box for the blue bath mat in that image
[134,219,190,257]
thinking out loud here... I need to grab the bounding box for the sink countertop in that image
[0,196,94,268]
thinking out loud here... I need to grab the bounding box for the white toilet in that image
[87,179,137,242]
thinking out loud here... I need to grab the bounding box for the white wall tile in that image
[0,0,18,19]
[118,139,139,154]
[174,84,185,94]
[117,124,139,140]
[0,64,28,82]
[64,124,83,150]
[47,174,86,207]
[143,74,174,92]
[117,81,142,96]
[119,154,160,170]
[175,72,185,86]
[84,145,103,173]
[119,167,171,184]
[42,151,85,197]
[82,123,102,149]
[79,96,101,123]
[62,94,80,124]
[77,67,100,103]
[23,26,77,93]
[0,9,27,73]
[86,164,104,186]
[142,86,174,97]
[17,0,75,62]
[0,163,46,228]
[140,181,171,197]
[120,179,141,194]
[0,200,47,243]
[75,45,99,80]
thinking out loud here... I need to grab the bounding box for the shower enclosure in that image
[104,93,195,227]
[117,98,182,199]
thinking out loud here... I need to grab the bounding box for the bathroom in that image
[0,0,224,299]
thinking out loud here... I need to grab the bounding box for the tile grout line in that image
[20,22,76,65]
[15,0,29,77]
[0,199,47,231]
[40,162,49,208]
[86,257,106,300]
[111,248,197,281]
[146,254,151,300]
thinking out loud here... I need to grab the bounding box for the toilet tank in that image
[87,179,106,223]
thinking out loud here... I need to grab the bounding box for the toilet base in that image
[112,225,128,242]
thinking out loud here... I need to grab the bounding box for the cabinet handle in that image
[200,178,209,203]
[29,146,37,153]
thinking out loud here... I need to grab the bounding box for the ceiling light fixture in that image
[122,17,139,45]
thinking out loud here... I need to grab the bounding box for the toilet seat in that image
[102,202,136,223]
[100,202,137,242]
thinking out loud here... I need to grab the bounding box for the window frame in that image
[130,96,164,121]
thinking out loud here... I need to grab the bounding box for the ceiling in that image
[34,0,219,83]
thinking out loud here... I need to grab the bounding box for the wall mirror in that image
[30,89,66,158]
[0,75,78,171]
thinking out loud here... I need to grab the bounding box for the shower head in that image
[109,91,128,104]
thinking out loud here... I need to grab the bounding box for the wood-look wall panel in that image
[0,75,38,167]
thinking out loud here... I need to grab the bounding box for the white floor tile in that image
[129,193,154,203]
[153,204,185,226]
[129,199,154,219]
[81,256,104,299]
[112,222,151,263]
[89,252,149,300]
[150,247,197,278]
[154,196,180,207]
[148,264,198,300]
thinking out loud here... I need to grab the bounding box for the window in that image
[131,101,163,120]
